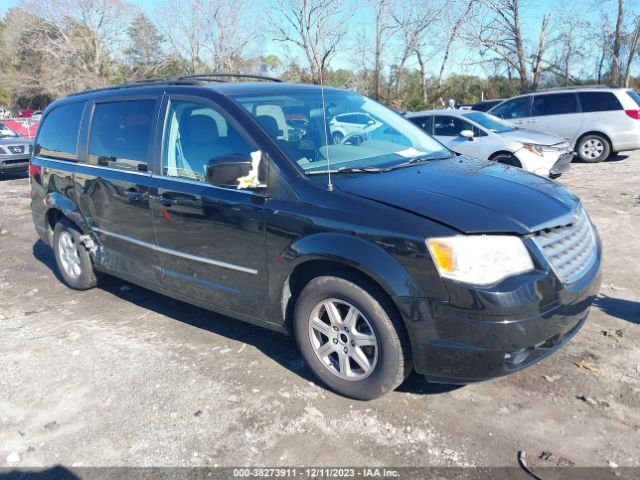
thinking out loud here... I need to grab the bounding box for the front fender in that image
[286,232,423,297]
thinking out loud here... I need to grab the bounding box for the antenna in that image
[319,69,333,191]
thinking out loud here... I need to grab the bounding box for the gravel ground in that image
[0,154,639,472]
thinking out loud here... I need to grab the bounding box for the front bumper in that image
[516,148,573,177]
[394,240,602,383]
[0,154,30,173]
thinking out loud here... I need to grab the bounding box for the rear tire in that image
[53,218,97,290]
[293,272,411,400]
[577,134,610,163]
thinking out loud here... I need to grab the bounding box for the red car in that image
[2,119,39,139]
[18,109,33,118]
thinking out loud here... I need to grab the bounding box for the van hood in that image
[500,128,568,147]
[335,157,580,235]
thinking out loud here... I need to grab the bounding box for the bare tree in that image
[370,0,395,100]
[2,0,131,97]
[610,0,625,84]
[391,0,445,104]
[274,0,347,84]
[621,16,640,86]
[435,0,475,103]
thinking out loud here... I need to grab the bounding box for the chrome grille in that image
[532,210,597,284]
[7,145,25,154]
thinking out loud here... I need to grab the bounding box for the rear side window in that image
[35,102,85,161]
[410,116,433,134]
[533,93,578,116]
[578,92,623,112]
[88,100,155,171]
[626,90,640,107]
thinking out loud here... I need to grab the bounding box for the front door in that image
[75,98,162,285]
[432,115,486,158]
[149,96,268,319]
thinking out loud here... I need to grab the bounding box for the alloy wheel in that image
[308,298,378,381]
[57,230,82,278]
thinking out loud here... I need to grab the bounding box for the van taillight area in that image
[624,109,640,120]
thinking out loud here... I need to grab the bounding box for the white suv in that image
[329,112,381,144]
[489,87,640,162]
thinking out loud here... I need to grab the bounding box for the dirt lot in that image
[1,154,639,472]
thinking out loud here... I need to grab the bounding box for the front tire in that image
[293,273,411,400]
[492,153,521,168]
[577,134,610,163]
[53,218,97,290]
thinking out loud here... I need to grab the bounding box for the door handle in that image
[125,189,148,202]
[151,193,178,206]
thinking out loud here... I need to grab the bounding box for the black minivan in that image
[30,74,602,399]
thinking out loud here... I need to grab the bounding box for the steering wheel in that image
[339,131,365,146]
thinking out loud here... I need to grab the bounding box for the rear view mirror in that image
[206,155,253,189]
[460,129,475,140]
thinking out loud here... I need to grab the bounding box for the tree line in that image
[0,0,639,111]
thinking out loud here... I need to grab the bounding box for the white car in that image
[329,112,382,144]
[0,108,10,120]
[406,109,574,177]
[488,87,640,163]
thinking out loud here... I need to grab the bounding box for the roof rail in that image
[67,72,282,97]
[536,84,620,92]
[177,73,282,83]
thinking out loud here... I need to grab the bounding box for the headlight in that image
[523,144,545,156]
[427,235,534,285]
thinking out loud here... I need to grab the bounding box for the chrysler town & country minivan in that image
[30,74,602,399]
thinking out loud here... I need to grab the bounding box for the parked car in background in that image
[407,110,573,177]
[31,110,43,121]
[489,87,640,163]
[329,112,382,143]
[0,122,32,174]
[471,99,504,112]
[0,108,11,119]
[3,119,40,139]
[18,109,33,118]
[30,75,601,399]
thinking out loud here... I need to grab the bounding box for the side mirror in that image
[460,129,475,141]
[206,155,258,189]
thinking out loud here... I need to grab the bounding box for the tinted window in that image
[163,100,255,186]
[533,93,578,116]
[410,116,433,134]
[491,97,530,119]
[433,116,477,137]
[35,102,85,161]
[578,92,623,112]
[626,90,640,107]
[89,100,155,171]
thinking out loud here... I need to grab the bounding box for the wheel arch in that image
[277,233,423,333]
[488,150,516,161]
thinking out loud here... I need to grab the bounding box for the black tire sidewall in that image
[53,219,97,290]
[293,275,408,400]
[493,154,521,167]
[578,135,610,163]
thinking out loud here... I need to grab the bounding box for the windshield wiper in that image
[383,154,454,171]
[305,166,383,175]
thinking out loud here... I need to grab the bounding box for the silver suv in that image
[489,87,640,162]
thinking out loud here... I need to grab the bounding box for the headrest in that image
[256,115,282,138]
[181,114,219,146]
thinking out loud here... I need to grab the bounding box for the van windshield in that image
[0,122,19,138]
[229,88,450,173]
[463,111,516,133]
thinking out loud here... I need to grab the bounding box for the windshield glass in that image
[0,122,18,138]
[230,88,450,173]
[463,111,516,133]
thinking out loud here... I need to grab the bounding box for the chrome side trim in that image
[35,157,151,177]
[92,227,258,275]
